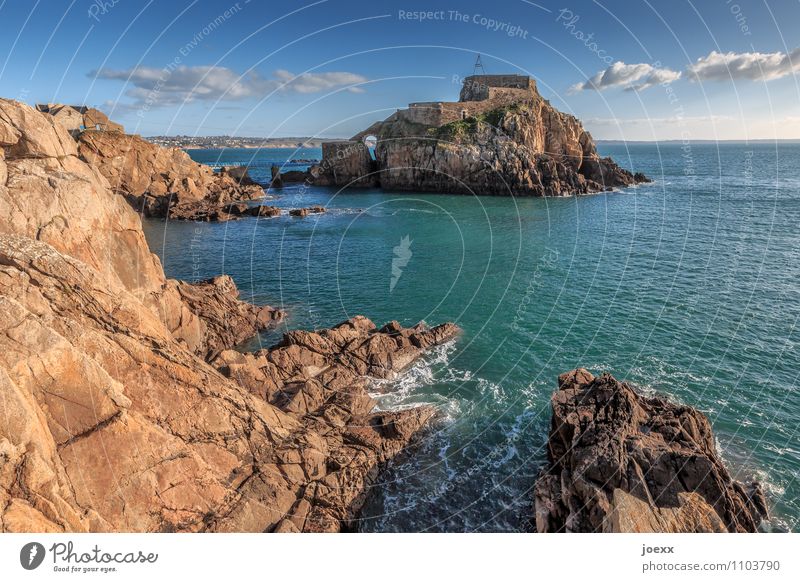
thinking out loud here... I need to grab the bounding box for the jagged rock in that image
[0,100,455,533]
[212,316,460,531]
[534,369,768,533]
[76,130,263,219]
[289,206,325,218]
[218,165,257,186]
[270,165,283,188]
[0,99,163,298]
[0,99,77,159]
[279,170,309,183]
[313,141,378,187]
[249,205,282,218]
[166,275,284,360]
[37,104,124,134]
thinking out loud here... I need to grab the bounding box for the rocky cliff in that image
[0,98,458,533]
[76,130,264,220]
[534,369,767,533]
[315,76,648,195]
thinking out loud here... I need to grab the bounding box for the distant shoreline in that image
[597,138,800,145]
[145,136,333,149]
[144,135,800,149]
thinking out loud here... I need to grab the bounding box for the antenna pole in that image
[473,54,486,75]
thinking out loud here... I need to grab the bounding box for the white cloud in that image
[92,65,368,108]
[687,48,800,82]
[570,61,681,93]
[272,69,366,94]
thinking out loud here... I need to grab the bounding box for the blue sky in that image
[1,0,798,139]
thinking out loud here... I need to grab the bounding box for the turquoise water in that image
[142,144,800,532]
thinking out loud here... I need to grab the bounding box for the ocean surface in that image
[142,143,800,532]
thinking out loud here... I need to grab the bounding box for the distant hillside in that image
[145,135,334,149]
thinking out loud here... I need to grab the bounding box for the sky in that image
[0,0,798,140]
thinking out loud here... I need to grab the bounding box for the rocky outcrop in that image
[75,130,263,219]
[289,206,325,218]
[212,317,460,531]
[0,98,456,533]
[313,141,378,188]
[534,369,768,533]
[315,75,648,196]
[0,99,164,299]
[36,104,124,135]
[160,275,284,360]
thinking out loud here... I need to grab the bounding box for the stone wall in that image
[314,140,378,187]
[396,102,467,126]
[459,74,534,101]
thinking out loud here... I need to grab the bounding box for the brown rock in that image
[279,170,309,183]
[270,165,283,188]
[167,275,284,360]
[533,369,768,533]
[249,204,282,218]
[0,98,459,535]
[76,131,264,219]
[0,99,77,159]
[289,206,325,218]
[219,165,257,186]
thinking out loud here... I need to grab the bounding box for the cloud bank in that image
[570,61,681,93]
[687,48,800,82]
[92,65,368,108]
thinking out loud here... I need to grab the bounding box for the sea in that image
[141,143,800,532]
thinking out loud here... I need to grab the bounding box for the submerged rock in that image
[289,206,325,217]
[534,369,768,533]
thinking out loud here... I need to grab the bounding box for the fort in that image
[312,72,648,196]
[352,74,538,137]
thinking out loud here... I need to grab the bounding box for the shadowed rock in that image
[534,369,768,533]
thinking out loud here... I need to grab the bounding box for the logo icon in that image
[390,235,413,292]
[20,542,46,570]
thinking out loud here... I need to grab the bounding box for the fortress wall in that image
[397,102,468,126]
[459,75,535,101]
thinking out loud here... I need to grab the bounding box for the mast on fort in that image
[472,54,486,75]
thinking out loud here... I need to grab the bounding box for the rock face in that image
[164,275,284,360]
[35,104,124,135]
[313,141,378,188]
[212,317,460,531]
[315,75,648,196]
[0,99,164,299]
[0,98,456,533]
[75,130,263,219]
[534,369,768,533]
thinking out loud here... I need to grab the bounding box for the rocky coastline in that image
[0,98,766,534]
[0,98,459,532]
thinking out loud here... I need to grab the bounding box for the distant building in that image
[352,74,538,139]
